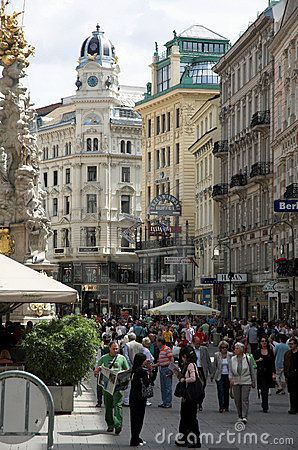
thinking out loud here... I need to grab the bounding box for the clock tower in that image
[75,25,121,152]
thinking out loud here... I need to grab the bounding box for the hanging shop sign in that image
[161,274,176,282]
[273,282,291,293]
[217,273,248,283]
[121,218,142,244]
[149,194,181,216]
[280,292,290,303]
[149,224,182,236]
[164,256,194,265]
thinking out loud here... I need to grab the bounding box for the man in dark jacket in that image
[284,337,298,414]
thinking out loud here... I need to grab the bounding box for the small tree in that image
[22,315,98,386]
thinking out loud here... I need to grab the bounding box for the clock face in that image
[87,76,98,87]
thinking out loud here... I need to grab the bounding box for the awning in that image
[0,254,78,304]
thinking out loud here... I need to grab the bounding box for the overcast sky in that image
[7,0,269,107]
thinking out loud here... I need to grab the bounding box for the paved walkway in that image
[1,353,297,449]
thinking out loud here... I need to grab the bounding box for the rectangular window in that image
[249,56,253,79]
[121,167,130,182]
[53,230,58,249]
[167,147,170,166]
[278,64,282,79]
[147,186,151,205]
[121,228,130,248]
[43,172,48,188]
[237,67,241,90]
[161,148,165,167]
[53,198,58,216]
[87,194,97,213]
[176,108,180,128]
[242,62,247,85]
[161,114,166,133]
[167,182,170,194]
[157,65,170,93]
[156,116,160,135]
[86,227,96,246]
[65,168,70,184]
[53,170,58,186]
[176,143,180,164]
[231,73,235,95]
[64,196,70,215]
[121,195,130,214]
[167,112,171,131]
[148,118,151,137]
[148,152,151,172]
[156,149,160,169]
[175,179,180,199]
[87,166,97,181]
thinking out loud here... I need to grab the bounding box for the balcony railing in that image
[284,183,298,199]
[250,162,272,178]
[251,110,270,129]
[212,183,229,197]
[230,173,247,188]
[212,140,229,156]
[136,237,194,250]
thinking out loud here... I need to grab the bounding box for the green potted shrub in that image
[21,315,98,413]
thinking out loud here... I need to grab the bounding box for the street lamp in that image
[213,242,233,320]
[268,220,296,326]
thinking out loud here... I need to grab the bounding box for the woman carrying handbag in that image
[254,335,276,413]
[129,352,152,447]
[173,346,202,448]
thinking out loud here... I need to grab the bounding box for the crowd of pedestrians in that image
[93,314,298,448]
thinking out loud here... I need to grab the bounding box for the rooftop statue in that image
[0,0,52,263]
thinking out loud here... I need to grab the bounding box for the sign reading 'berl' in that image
[274,200,298,212]
[149,194,181,216]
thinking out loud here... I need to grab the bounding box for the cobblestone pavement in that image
[1,349,297,450]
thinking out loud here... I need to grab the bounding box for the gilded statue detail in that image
[0,0,52,262]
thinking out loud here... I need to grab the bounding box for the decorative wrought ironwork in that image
[284,183,298,199]
[212,184,229,197]
[213,140,229,155]
[250,162,272,178]
[251,110,270,128]
[230,173,247,188]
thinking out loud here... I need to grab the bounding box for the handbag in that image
[140,377,154,399]
[174,380,187,398]
[186,364,205,404]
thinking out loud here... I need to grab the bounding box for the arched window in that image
[93,138,98,151]
[126,141,132,154]
[120,140,125,153]
[87,138,92,151]
[188,61,219,85]
[65,143,69,155]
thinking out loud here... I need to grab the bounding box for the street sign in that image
[217,273,247,283]
[273,282,291,293]
[161,275,176,282]
[280,292,290,303]
[262,281,276,292]
[164,256,194,265]
[268,292,279,299]
[274,199,298,212]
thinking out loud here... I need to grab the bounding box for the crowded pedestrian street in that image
[1,343,296,450]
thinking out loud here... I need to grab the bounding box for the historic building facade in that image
[37,26,144,315]
[269,0,298,322]
[189,95,221,308]
[213,2,286,319]
[135,26,229,311]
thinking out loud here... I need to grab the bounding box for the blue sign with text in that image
[274,200,298,212]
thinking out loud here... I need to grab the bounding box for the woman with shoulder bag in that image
[229,342,256,424]
[211,340,233,412]
[254,335,276,413]
[174,346,201,448]
[129,352,151,447]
